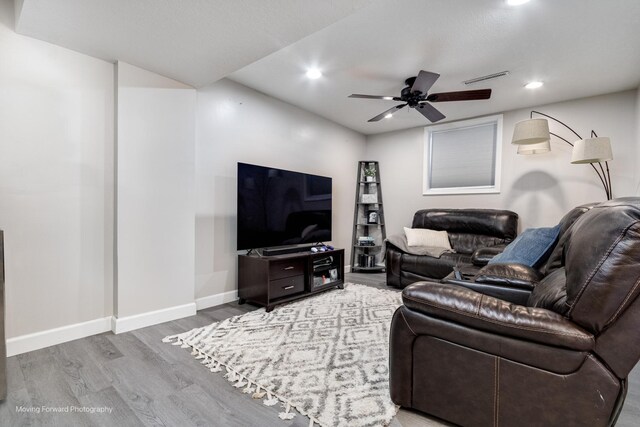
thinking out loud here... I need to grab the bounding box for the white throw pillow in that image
[403,227,452,249]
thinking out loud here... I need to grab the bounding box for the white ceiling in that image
[14,0,640,135]
[14,0,377,88]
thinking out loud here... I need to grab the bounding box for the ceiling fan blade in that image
[368,104,407,122]
[411,70,440,96]
[427,89,492,102]
[349,94,401,100]
[416,102,446,123]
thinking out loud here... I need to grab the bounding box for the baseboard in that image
[6,317,112,357]
[195,290,238,310]
[112,302,197,334]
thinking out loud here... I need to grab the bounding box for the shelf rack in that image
[350,161,386,273]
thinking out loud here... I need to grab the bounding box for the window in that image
[423,114,502,195]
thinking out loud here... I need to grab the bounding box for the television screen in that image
[237,163,332,250]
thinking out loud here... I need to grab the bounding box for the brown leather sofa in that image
[386,209,518,288]
[389,198,640,426]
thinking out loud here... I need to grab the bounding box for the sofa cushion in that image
[403,227,452,250]
[489,224,561,268]
[474,263,543,290]
[527,267,568,314]
[387,234,452,257]
[471,245,507,266]
[540,203,597,276]
[564,199,640,334]
[402,252,473,280]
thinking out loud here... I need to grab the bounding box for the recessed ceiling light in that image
[383,96,393,100]
[507,0,530,5]
[306,69,322,79]
[385,113,393,119]
[525,81,544,89]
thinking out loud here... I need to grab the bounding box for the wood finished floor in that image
[0,272,638,426]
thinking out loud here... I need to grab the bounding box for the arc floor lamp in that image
[511,110,613,200]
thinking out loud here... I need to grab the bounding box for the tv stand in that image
[238,248,344,312]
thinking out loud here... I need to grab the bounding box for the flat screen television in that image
[237,163,332,250]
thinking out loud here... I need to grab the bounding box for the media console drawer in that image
[269,259,305,280]
[270,275,304,299]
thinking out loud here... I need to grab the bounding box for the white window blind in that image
[424,115,502,195]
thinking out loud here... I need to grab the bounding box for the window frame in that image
[423,114,503,196]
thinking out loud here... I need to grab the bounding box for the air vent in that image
[464,71,510,85]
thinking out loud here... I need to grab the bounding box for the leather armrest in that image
[473,263,543,290]
[402,281,594,351]
[471,245,506,266]
[385,239,404,254]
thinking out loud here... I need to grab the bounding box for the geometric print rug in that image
[163,283,403,427]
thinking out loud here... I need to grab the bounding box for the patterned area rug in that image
[163,283,402,427]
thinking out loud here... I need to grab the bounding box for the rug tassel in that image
[223,368,233,380]
[278,402,295,420]
[234,376,247,388]
[252,385,266,400]
[309,416,315,427]
[263,391,278,406]
[242,380,254,394]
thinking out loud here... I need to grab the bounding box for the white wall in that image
[366,90,638,234]
[195,79,366,300]
[0,1,114,338]
[115,62,196,321]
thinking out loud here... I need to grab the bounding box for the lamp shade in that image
[571,137,613,164]
[512,118,550,145]
[517,139,551,155]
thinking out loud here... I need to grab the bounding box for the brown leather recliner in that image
[389,198,640,426]
[448,202,598,305]
[386,209,518,288]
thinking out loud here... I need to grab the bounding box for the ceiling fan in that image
[349,70,492,123]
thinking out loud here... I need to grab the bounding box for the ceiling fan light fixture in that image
[349,69,492,123]
[305,68,322,79]
[525,81,544,89]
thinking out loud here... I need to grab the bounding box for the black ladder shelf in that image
[350,161,386,273]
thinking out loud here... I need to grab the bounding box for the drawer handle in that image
[283,285,295,290]
[283,266,295,270]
